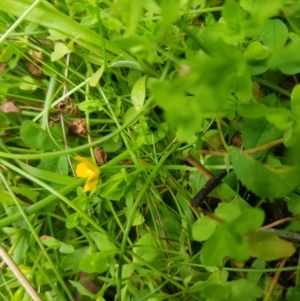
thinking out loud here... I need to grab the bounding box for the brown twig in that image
[259,215,300,231]
[200,209,225,224]
[198,138,284,157]
[184,154,214,179]
[198,149,226,156]
[263,258,287,301]
[244,138,284,155]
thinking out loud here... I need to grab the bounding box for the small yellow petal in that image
[76,162,90,178]
[75,156,99,192]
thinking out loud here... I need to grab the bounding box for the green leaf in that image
[247,259,266,285]
[118,0,143,32]
[287,287,300,301]
[202,283,231,300]
[78,99,103,113]
[61,247,89,271]
[229,208,264,235]
[201,225,250,266]
[11,185,39,203]
[285,194,300,215]
[268,40,300,74]
[247,232,295,261]
[0,186,15,205]
[131,75,147,111]
[79,252,112,273]
[241,118,282,158]
[265,107,294,131]
[228,279,263,301]
[50,42,72,62]
[69,281,97,299]
[192,216,217,242]
[37,156,68,176]
[20,120,57,150]
[161,0,181,25]
[261,19,288,51]
[222,0,244,45]
[231,147,300,198]
[133,233,158,263]
[89,232,118,252]
[0,0,134,61]
[17,160,76,185]
[100,172,129,200]
[215,202,242,222]
[237,102,267,119]
[89,65,105,87]
[243,41,270,60]
[240,0,254,12]
[291,84,300,115]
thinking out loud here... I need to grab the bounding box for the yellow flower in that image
[75,156,99,192]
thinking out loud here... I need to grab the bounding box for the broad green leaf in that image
[50,42,71,62]
[0,0,134,61]
[69,281,97,299]
[265,107,294,131]
[66,213,80,229]
[241,118,282,158]
[161,0,181,25]
[78,99,103,113]
[0,186,15,205]
[261,19,288,51]
[61,247,89,271]
[89,232,118,252]
[239,0,254,12]
[17,160,76,185]
[231,147,300,198]
[79,252,112,273]
[291,84,300,115]
[229,208,264,235]
[243,41,270,60]
[11,186,39,203]
[201,225,250,266]
[247,232,295,261]
[133,233,158,263]
[118,0,143,32]
[192,216,217,242]
[20,120,56,150]
[215,203,242,222]
[99,172,128,200]
[202,283,231,300]
[131,75,147,111]
[237,102,267,119]
[228,279,263,301]
[89,65,104,87]
[19,76,38,91]
[0,44,15,62]
[37,156,68,176]
[222,0,244,45]
[285,194,300,215]
[287,287,300,301]
[268,40,300,74]
[247,259,266,285]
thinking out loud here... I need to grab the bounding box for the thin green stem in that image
[0,0,43,44]
[0,170,74,301]
[116,143,179,301]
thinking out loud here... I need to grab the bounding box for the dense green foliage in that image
[1,0,300,300]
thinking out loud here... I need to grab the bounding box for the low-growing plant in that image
[1,0,300,300]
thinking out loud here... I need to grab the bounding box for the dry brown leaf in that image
[29,49,43,63]
[94,147,107,166]
[0,99,20,113]
[69,119,87,134]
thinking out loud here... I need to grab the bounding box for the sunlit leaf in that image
[247,232,295,261]
[231,147,300,198]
